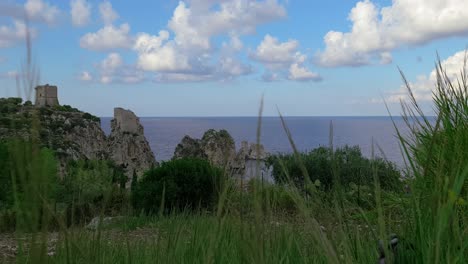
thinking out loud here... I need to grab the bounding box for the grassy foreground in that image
[1,51,467,263]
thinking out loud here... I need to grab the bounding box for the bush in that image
[0,140,58,232]
[55,104,79,112]
[82,112,100,123]
[132,158,224,214]
[269,145,402,192]
[59,160,128,225]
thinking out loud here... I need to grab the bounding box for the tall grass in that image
[1,19,466,262]
[389,53,468,263]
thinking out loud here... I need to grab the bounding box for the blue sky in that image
[0,0,467,116]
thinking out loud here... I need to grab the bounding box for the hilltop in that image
[0,97,157,182]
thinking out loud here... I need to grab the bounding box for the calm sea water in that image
[101,117,408,167]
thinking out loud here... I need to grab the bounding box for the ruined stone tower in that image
[35,84,59,107]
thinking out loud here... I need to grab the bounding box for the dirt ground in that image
[0,228,158,263]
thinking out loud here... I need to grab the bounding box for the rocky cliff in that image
[0,98,157,182]
[108,108,157,183]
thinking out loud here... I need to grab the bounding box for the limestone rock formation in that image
[233,141,273,183]
[0,98,158,183]
[173,129,236,168]
[201,129,236,168]
[173,135,206,160]
[234,141,269,167]
[173,130,274,183]
[108,108,157,183]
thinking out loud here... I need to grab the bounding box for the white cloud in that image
[79,71,93,81]
[0,0,58,48]
[24,0,60,25]
[71,0,91,27]
[100,52,123,71]
[96,53,145,84]
[99,1,119,25]
[288,63,322,82]
[167,0,286,52]
[218,56,252,78]
[0,20,37,48]
[155,72,213,83]
[80,24,133,51]
[384,50,467,103]
[79,0,288,83]
[379,52,392,65]
[251,34,298,69]
[79,1,132,51]
[133,31,191,72]
[252,34,322,82]
[317,0,468,67]
[137,0,285,81]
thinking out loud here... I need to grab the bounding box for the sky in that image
[0,0,467,117]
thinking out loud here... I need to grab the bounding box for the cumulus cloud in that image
[79,0,288,83]
[0,0,59,48]
[133,31,191,72]
[71,0,91,27]
[96,53,145,84]
[384,50,467,103]
[131,0,286,82]
[252,34,322,82]
[251,34,298,69]
[99,1,119,25]
[78,1,133,51]
[0,21,37,48]
[80,23,133,51]
[78,53,145,84]
[24,0,60,25]
[288,63,322,82]
[317,0,468,67]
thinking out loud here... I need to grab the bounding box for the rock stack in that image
[108,108,158,184]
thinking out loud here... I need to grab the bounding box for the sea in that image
[101,116,409,167]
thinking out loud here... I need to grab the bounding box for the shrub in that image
[55,104,79,112]
[269,145,402,192]
[0,140,58,232]
[82,112,100,123]
[132,158,224,214]
[59,159,128,225]
[0,142,12,210]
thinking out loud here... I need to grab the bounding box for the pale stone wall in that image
[113,107,139,134]
[35,85,59,107]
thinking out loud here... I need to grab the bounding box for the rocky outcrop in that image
[233,141,273,183]
[0,99,158,183]
[174,129,236,168]
[173,135,207,160]
[233,141,269,168]
[173,130,274,183]
[108,108,157,183]
[201,129,236,168]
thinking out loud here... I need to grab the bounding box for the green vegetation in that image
[269,145,402,192]
[132,158,224,214]
[0,54,467,263]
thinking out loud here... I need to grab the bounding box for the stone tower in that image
[35,84,59,107]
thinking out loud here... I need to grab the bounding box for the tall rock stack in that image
[108,108,157,184]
